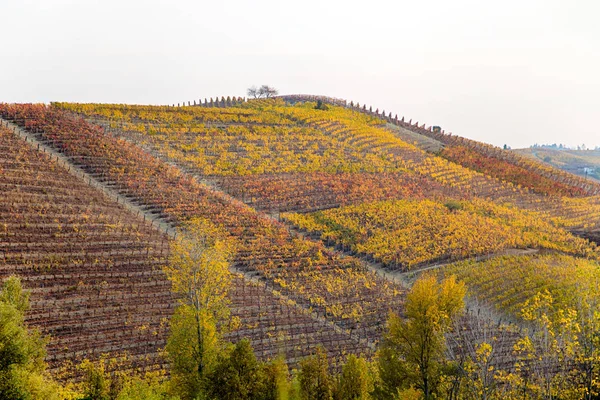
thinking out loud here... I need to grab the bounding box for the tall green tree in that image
[333,354,373,400]
[375,275,466,400]
[262,356,291,400]
[205,339,266,400]
[297,347,332,400]
[164,218,236,399]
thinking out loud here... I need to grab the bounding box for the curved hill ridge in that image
[515,146,600,182]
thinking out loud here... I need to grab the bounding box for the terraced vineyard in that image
[0,104,402,367]
[441,254,600,317]
[284,198,598,270]
[0,124,172,376]
[216,172,462,213]
[56,101,600,235]
[0,121,369,379]
[3,95,600,395]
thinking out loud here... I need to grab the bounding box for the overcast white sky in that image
[1,0,598,148]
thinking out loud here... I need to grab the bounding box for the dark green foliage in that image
[371,340,409,400]
[205,339,266,400]
[315,100,329,111]
[261,356,290,400]
[297,347,332,400]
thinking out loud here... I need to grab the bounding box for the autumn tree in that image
[297,346,333,400]
[573,288,600,400]
[446,312,515,400]
[375,275,466,400]
[164,218,236,399]
[501,290,581,399]
[78,357,175,400]
[333,354,374,400]
[0,276,61,399]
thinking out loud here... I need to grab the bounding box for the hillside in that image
[0,123,172,377]
[515,146,600,182]
[2,95,600,396]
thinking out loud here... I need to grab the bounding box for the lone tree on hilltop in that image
[247,85,278,99]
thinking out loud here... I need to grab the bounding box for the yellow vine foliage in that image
[284,199,598,270]
[443,254,600,316]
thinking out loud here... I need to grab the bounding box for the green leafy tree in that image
[205,339,265,400]
[262,356,291,400]
[375,275,466,400]
[297,347,332,400]
[333,354,374,400]
[0,276,61,399]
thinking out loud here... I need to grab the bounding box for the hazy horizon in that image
[1,0,598,149]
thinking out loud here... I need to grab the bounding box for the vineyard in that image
[304,93,600,198]
[216,172,463,213]
[441,254,600,317]
[0,119,369,378]
[2,95,600,394]
[0,124,172,376]
[283,198,598,270]
[53,101,600,235]
[0,104,406,371]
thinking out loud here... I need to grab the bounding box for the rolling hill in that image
[515,146,600,182]
[1,94,600,391]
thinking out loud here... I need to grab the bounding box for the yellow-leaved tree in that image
[375,274,466,400]
[164,218,236,400]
